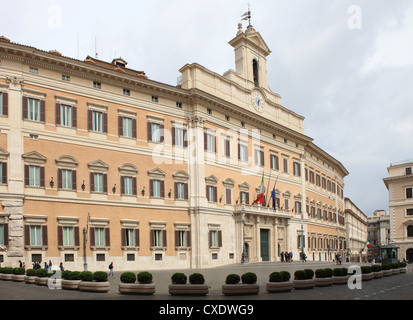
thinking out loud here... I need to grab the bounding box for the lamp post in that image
[301,212,305,262]
[241,205,248,264]
[83,213,90,271]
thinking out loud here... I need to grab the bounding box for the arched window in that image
[407,225,413,237]
[253,59,259,87]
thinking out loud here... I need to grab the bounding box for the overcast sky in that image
[2,0,413,216]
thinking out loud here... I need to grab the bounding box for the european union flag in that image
[271,187,276,211]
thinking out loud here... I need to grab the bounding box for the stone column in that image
[2,198,24,261]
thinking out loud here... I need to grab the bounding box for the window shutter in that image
[246,192,250,205]
[22,96,28,120]
[90,227,95,246]
[88,110,93,131]
[208,231,212,248]
[121,228,126,247]
[160,124,165,143]
[118,116,123,136]
[213,186,217,203]
[225,139,230,157]
[105,228,110,247]
[55,103,61,125]
[186,231,191,247]
[103,174,108,193]
[57,226,63,246]
[214,136,217,153]
[58,169,62,189]
[260,150,265,166]
[120,176,125,195]
[132,118,137,139]
[160,180,165,198]
[226,189,231,205]
[72,106,77,128]
[132,177,137,196]
[183,129,188,148]
[184,183,188,200]
[147,122,152,141]
[3,224,8,246]
[172,127,176,146]
[40,100,46,122]
[2,162,7,184]
[149,179,153,197]
[238,143,241,160]
[74,226,80,247]
[174,182,178,200]
[40,166,45,187]
[204,132,207,151]
[135,229,140,247]
[174,230,179,247]
[42,225,48,246]
[72,170,77,190]
[24,165,30,186]
[218,230,222,247]
[90,172,94,192]
[2,92,8,116]
[24,225,30,246]
[103,112,108,133]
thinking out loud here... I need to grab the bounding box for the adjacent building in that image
[383,160,413,262]
[344,198,368,262]
[366,210,390,261]
[0,22,349,271]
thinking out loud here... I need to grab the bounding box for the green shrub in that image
[381,264,390,270]
[137,271,153,284]
[47,270,56,278]
[390,263,399,269]
[171,273,187,284]
[2,267,13,275]
[241,272,257,284]
[13,268,25,275]
[315,269,326,278]
[93,271,108,282]
[280,271,291,282]
[324,268,333,277]
[37,269,48,278]
[120,272,136,284]
[62,270,72,280]
[333,268,348,277]
[304,269,314,280]
[361,266,372,274]
[294,270,306,280]
[371,265,382,272]
[225,274,240,284]
[399,262,407,268]
[189,273,205,285]
[71,271,81,281]
[26,269,36,277]
[79,271,93,282]
[269,272,282,282]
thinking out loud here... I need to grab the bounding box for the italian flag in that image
[253,173,265,205]
[365,240,372,248]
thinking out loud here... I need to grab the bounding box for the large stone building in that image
[383,160,413,262]
[0,22,349,271]
[366,210,390,261]
[344,198,368,262]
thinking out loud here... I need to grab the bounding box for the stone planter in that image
[293,279,315,290]
[62,279,81,290]
[79,281,110,293]
[400,267,407,274]
[362,273,374,281]
[12,274,26,282]
[382,269,392,277]
[25,276,36,284]
[332,275,350,285]
[222,284,260,296]
[119,283,156,295]
[169,284,209,296]
[392,268,400,275]
[315,277,333,287]
[266,281,293,293]
[373,271,383,279]
[35,277,48,286]
[0,274,12,281]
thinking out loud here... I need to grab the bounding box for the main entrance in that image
[407,248,413,263]
[260,229,270,261]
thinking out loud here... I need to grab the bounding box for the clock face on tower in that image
[251,90,265,113]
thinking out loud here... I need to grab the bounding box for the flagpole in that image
[265,171,272,207]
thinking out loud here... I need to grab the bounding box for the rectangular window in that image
[152,96,158,103]
[123,89,130,96]
[205,133,216,153]
[153,230,162,247]
[174,127,184,147]
[29,67,38,74]
[92,111,103,132]
[293,162,301,177]
[30,226,42,246]
[28,98,40,121]
[407,209,413,216]
[239,144,248,162]
[255,149,264,166]
[29,166,40,187]
[271,154,279,170]
[240,191,249,205]
[406,187,413,199]
[223,138,231,158]
[210,230,217,247]
[152,180,161,197]
[124,176,133,195]
[94,173,103,192]
[176,182,185,200]
[0,224,4,246]
[60,105,72,127]
[151,123,160,143]
[207,186,216,202]
[178,230,186,247]
[94,228,105,247]
[283,158,288,173]
[125,229,134,247]
[62,75,70,82]
[93,81,101,89]
[225,188,232,205]
[63,226,74,246]
[123,117,132,138]
[406,168,412,175]
[61,169,72,190]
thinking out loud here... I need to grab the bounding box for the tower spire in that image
[241,4,252,27]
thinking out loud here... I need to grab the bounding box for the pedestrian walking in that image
[108,262,115,278]
[59,262,64,272]
[281,251,284,262]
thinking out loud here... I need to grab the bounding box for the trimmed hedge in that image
[361,266,372,274]
[189,273,205,285]
[171,273,187,285]
[79,271,93,282]
[93,271,108,282]
[120,272,136,284]
[241,272,257,284]
[138,271,153,284]
[225,274,240,285]
[13,268,25,275]
[371,265,382,272]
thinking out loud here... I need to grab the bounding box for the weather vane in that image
[241,3,252,27]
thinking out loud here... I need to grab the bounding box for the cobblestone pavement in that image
[1,261,412,301]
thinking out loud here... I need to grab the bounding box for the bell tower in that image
[228,21,272,91]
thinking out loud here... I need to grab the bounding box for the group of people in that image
[16,260,65,271]
[334,253,342,265]
[280,251,294,262]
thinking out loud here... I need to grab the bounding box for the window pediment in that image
[119,163,138,175]
[239,181,250,192]
[205,174,218,185]
[22,151,47,165]
[173,170,189,181]
[0,147,9,161]
[148,167,166,179]
[56,155,79,169]
[88,159,109,172]
[223,178,235,188]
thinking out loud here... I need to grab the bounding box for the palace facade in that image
[0,23,349,271]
